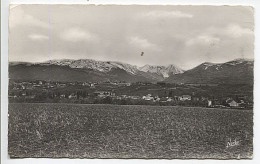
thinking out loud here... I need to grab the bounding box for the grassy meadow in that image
[8,103,253,159]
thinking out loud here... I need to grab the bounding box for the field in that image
[8,103,253,159]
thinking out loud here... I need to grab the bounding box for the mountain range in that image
[165,58,254,85]
[9,58,254,84]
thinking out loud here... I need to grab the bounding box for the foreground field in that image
[8,103,253,159]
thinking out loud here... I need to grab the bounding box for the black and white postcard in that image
[8,5,254,159]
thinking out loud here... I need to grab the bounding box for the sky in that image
[9,5,254,70]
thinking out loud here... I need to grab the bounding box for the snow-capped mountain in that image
[9,58,253,84]
[165,58,254,84]
[139,64,184,78]
[196,58,254,71]
[45,59,139,74]
[9,58,184,82]
[43,59,183,78]
[225,58,254,66]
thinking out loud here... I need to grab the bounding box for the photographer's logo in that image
[226,138,240,148]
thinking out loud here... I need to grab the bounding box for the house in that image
[94,91,115,98]
[208,100,212,107]
[142,94,154,101]
[90,83,95,88]
[179,95,191,101]
[68,94,77,99]
[227,100,239,107]
[82,82,90,86]
[60,94,66,98]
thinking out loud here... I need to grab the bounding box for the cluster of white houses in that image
[207,98,243,108]
[92,92,193,102]
[92,92,245,108]
[142,94,191,102]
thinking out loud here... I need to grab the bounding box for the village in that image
[8,80,253,109]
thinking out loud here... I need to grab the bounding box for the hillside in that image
[9,64,160,83]
[164,59,254,85]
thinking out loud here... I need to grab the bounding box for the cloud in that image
[9,7,49,29]
[186,35,220,46]
[183,24,254,68]
[142,10,193,19]
[9,5,254,70]
[186,24,253,47]
[225,24,253,38]
[28,34,49,41]
[205,24,253,39]
[129,36,156,49]
[60,27,98,42]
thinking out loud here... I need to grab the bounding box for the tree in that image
[103,97,112,104]
[77,91,80,99]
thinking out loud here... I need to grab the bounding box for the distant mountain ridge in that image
[44,59,139,75]
[9,58,254,84]
[9,58,184,82]
[164,58,254,85]
[139,64,184,78]
[40,59,184,77]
